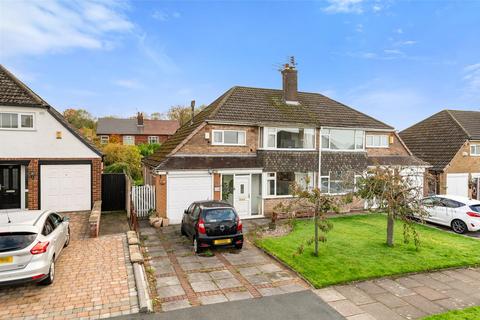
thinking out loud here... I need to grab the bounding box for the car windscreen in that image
[0,232,37,253]
[203,209,236,223]
[470,205,480,213]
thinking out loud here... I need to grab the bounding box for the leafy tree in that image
[63,109,96,130]
[102,143,142,180]
[137,143,161,157]
[166,104,205,126]
[150,112,164,120]
[356,166,427,248]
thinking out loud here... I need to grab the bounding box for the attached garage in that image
[167,172,213,224]
[446,173,469,197]
[40,164,92,212]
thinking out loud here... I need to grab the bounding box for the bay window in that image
[212,130,246,146]
[262,127,315,149]
[321,129,364,151]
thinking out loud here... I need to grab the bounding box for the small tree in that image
[102,143,142,180]
[356,166,427,248]
[275,176,353,257]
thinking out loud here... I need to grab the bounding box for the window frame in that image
[320,172,357,195]
[148,136,160,144]
[100,135,109,144]
[211,130,247,146]
[261,127,316,150]
[366,134,389,148]
[321,128,365,151]
[265,171,316,198]
[471,144,480,156]
[0,112,35,130]
[123,135,135,145]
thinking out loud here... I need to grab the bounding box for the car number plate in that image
[214,239,232,245]
[0,256,13,264]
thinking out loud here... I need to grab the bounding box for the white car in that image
[0,210,70,286]
[421,195,480,234]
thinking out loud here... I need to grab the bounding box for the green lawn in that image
[257,214,480,288]
[422,306,480,319]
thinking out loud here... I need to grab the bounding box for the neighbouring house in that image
[0,65,102,212]
[96,114,179,145]
[143,63,428,223]
[400,110,480,200]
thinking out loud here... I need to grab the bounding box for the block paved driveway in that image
[140,224,310,312]
[0,212,139,320]
[316,267,480,319]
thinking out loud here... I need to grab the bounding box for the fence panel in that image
[132,185,156,219]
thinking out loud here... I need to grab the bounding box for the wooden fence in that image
[132,185,156,219]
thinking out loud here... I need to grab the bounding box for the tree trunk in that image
[387,213,395,247]
[314,214,319,256]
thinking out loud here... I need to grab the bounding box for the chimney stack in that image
[137,112,144,126]
[190,100,196,125]
[281,56,299,105]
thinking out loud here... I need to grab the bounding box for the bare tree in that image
[356,166,427,248]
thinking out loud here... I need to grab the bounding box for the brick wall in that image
[366,132,410,156]
[155,174,167,218]
[27,160,39,209]
[213,173,221,200]
[178,124,258,154]
[92,158,102,202]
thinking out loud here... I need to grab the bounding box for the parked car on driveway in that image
[180,201,243,254]
[0,210,70,286]
[421,195,480,234]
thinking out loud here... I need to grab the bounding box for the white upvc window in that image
[471,144,480,156]
[212,130,246,146]
[320,172,359,195]
[321,128,365,151]
[366,134,389,148]
[123,135,135,145]
[148,136,160,144]
[0,112,34,130]
[100,135,109,144]
[261,127,315,150]
[265,172,315,197]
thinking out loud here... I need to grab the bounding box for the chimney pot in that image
[281,59,298,104]
[190,100,196,125]
[137,112,144,126]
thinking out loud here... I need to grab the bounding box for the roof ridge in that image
[0,64,48,107]
[445,109,471,138]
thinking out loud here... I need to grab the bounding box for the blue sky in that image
[1,0,479,130]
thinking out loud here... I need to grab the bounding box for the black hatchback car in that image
[180,201,244,253]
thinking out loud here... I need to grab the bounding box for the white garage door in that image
[41,164,91,212]
[167,173,212,224]
[446,173,469,197]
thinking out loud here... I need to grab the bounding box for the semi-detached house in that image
[143,64,428,223]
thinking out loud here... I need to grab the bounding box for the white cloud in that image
[137,33,178,73]
[463,63,480,92]
[323,0,364,14]
[113,79,142,89]
[395,28,404,34]
[152,10,181,21]
[0,0,133,58]
[395,40,417,46]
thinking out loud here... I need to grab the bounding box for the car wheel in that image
[193,236,202,254]
[40,260,55,285]
[64,226,71,248]
[235,243,243,250]
[181,224,187,237]
[451,219,467,234]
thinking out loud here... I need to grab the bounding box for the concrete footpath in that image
[112,290,345,320]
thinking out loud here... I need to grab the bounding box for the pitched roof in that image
[447,110,480,140]
[367,155,430,167]
[144,86,393,168]
[399,110,473,171]
[97,118,179,135]
[0,64,102,156]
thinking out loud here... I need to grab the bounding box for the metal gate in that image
[132,185,155,219]
[101,173,126,211]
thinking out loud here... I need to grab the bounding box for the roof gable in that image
[0,65,102,156]
[400,110,468,171]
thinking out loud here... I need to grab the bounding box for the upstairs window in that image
[100,135,109,144]
[366,135,389,148]
[471,144,480,156]
[212,130,246,146]
[0,112,34,130]
[148,136,160,144]
[123,135,135,145]
[262,127,315,149]
[321,129,364,151]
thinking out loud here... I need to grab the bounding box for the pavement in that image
[0,212,139,320]
[139,222,310,313]
[112,290,345,320]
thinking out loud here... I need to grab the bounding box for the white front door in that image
[234,175,250,217]
[446,173,469,197]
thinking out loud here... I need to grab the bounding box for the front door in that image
[0,165,21,209]
[234,175,250,218]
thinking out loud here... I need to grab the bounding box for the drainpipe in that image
[318,127,323,189]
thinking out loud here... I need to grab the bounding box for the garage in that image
[446,173,469,197]
[167,172,213,224]
[40,164,91,212]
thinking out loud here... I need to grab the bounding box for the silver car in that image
[0,210,70,285]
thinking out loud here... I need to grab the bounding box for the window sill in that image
[258,148,316,151]
[263,195,294,199]
[0,128,36,131]
[212,144,247,146]
[321,149,366,152]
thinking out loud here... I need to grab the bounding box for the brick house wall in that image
[101,134,171,145]
[365,132,410,156]
[154,174,167,218]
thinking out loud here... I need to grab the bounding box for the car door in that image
[422,197,440,222]
[441,198,464,224]
[50,213,66,247]
[45,214,63,256]
[425,197,446,224]
[189,206,201,236]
